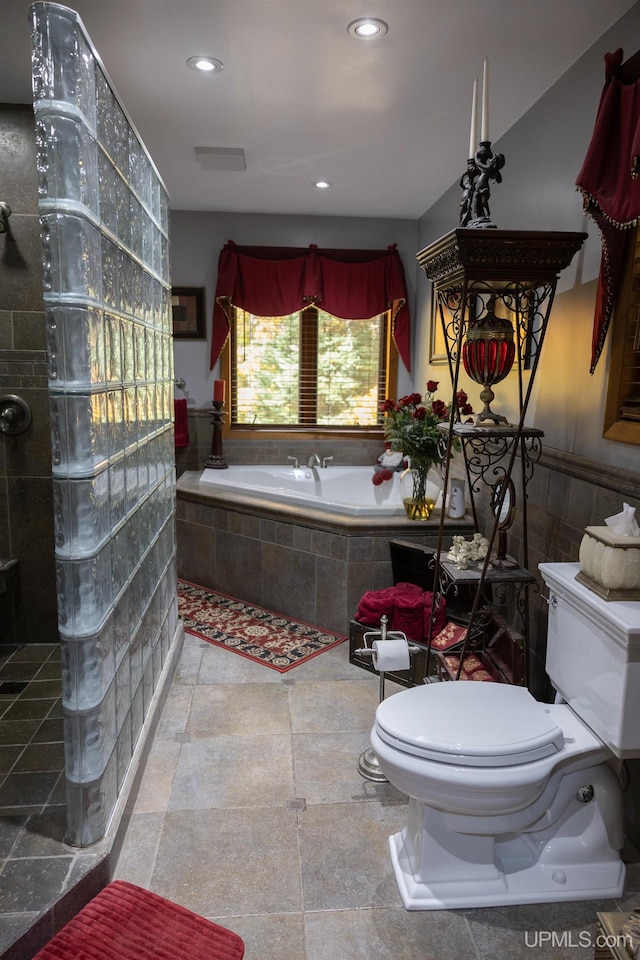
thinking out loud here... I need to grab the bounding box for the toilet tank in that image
[540,562,640,759]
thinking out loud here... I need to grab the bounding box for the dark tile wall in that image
[0,105,57,644]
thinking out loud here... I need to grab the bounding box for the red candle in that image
[213,379,225,403]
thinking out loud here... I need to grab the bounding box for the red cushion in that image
[33,880,244,960]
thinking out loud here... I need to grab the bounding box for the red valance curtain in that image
[576,48,640,373]
[210,241,411,372]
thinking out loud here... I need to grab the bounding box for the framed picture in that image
[429,297,449,364]
[172,287,206,339]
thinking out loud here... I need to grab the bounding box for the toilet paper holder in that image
[356,615,420,783]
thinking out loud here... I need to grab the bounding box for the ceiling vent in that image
[195,146,246,171]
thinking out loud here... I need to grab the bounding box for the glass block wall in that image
[30,2,178,846]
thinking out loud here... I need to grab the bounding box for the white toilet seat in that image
[375,682,565,767]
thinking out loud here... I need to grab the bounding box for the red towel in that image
[356,587,397,626]
[392,592,425,641]
[174,398,189,448]
[394,581,425,598]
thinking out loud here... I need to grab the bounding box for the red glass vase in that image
[462,304,515,425]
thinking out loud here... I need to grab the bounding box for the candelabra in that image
[204,400,228,469]
[459,141,505,230]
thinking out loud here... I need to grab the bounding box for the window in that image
[226,304,396,432]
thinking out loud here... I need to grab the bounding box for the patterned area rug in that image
[177,579,347,672]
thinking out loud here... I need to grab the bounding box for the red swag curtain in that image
[210,241,411,372]
[576,48,640,373]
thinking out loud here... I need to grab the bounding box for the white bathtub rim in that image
[198,464,408,517]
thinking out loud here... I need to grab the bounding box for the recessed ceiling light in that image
[313,180,332,190]
[187,56,224,74]
[347,18,388,39]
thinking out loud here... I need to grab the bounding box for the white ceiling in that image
[1,0,636,219]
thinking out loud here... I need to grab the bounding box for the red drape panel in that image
[576,48,640,373]
[210,241,411,371]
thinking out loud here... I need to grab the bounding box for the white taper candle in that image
[481,57,489,142]
[469,76,478,159]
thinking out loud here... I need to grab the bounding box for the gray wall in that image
[415,1,640,475]
[0,104,58,644]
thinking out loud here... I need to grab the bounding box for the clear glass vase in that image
[400,460,442,520]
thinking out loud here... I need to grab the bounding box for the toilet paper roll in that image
[372,637,410,672]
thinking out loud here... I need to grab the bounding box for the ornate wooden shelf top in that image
[417,228,588,288]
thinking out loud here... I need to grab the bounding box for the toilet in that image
[371,561,640,910]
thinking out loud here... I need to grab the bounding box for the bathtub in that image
[198,464,414,517]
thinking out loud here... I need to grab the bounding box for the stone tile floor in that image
[1,634,639,959]
[113,633,640,960]
[0,643,102,956]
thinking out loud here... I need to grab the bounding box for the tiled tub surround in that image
[176,471,475,635]
[31,3,179,847]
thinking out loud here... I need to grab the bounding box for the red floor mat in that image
[33,880,244,960]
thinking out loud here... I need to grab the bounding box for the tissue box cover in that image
[578,525,640,599]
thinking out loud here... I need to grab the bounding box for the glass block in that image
[115,173,131,249]
[129,630,143,694]
[147,435,159,488]
[31,3,96,130]
[53,468,110,557]
[134,323,146,382]
[46,304,106,388]
[121,319,135,384]
[108,456,126,528]
[95,66,114,159]
[129,193,143,261]
[50,391,109,475]
[112,99,129,178]
[104,311,122,383]
[142,656,153,716]
[160,611,170,666]
[112,582,131,667]
[127,510,141,575]
[161,231,170,279]
[97,148,117,235]
[101,234,118,309]
[152,633,162,688]
[137,439,149,499]
[110,525,130,601]
[63,683,117,781]
[124,449,138,519]
[130,680,144,747]
[159,188,169,236]
[142,211,154,266]
[118,248,133,316]
[123,387,137,450]
[64,748,117,846]
[115,654,131,731]
[60,615,115,710]
[106,388,124,458]
[40,212,102,300]
[128,129,143,200]
[139,150,152,213]
[131,261,144,323]
[56,541,112,634]
[116,713,132,790]
[35,113,99,216]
